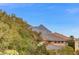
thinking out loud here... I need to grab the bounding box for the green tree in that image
[68,36,75,50]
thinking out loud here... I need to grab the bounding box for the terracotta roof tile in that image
[51,32,69,41]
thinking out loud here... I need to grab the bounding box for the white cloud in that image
[66,8,79,14]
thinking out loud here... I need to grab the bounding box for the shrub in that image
[75,50,79,55]
[47,46,74,55]
[0,51,3,55]
[4,50,19,55]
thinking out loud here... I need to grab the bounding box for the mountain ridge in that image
[31,24,69,41]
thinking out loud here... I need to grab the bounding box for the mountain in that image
[31,25,69,41]
[31,24,51,34]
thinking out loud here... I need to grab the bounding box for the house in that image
[43,33,69,50]
[41,33,68,45]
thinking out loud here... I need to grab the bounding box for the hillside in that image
[0,10,48,55]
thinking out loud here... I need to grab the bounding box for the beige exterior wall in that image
[75,40,79,51]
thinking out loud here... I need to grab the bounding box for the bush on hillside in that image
[47,46,74,55]
[0,10,48,55]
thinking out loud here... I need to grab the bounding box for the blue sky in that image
[0,3,79,37]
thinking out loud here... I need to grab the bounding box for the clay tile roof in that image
[41,32,69,41]
[51,32,69,41]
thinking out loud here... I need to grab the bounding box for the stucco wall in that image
[75,40,79,51]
